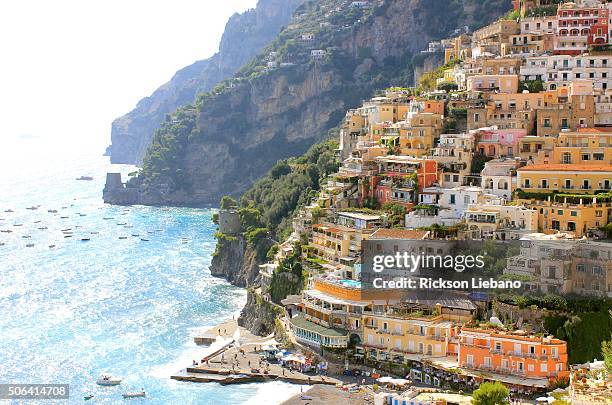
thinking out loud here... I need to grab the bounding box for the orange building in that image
[373,156,438,208]
[459,327,569,384]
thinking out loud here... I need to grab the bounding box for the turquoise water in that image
[339,280,361,288]
[0,138,302,404]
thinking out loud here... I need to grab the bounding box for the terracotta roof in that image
[369,228,429,240]
[577,127,612,133]
[518,164,612,172]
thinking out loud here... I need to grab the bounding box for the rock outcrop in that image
[237,290,279,336]
[209,235,268,287]
[108,0,305,164]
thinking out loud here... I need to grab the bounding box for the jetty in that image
[172,319,341,387]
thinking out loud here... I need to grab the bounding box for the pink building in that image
[475,128,527,157]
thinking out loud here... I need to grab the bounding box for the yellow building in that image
[308,212,381,268]
[400,113,444,157]
[538,129,612,165]
[520,198,611,237]
[363,301,474,364]
[517,164,612,193]
[518,135,555,161]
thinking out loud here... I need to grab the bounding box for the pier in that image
[171,320,341,387]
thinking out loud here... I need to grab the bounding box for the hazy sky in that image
[0,0,257,150]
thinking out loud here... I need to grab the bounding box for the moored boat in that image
[122,390,145,398]
[96,373,122,386]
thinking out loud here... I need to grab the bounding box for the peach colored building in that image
[459,327,569,383]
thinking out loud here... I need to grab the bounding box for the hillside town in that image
[213,0,612,403]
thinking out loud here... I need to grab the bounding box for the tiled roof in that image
[518,164,612,172]
[369,228,429,239]
[577,127,612,133]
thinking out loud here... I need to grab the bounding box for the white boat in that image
[122,390,146,398]
[96,373,122,386]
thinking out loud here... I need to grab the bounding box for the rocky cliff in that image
[210,234,272,287]
[105,0,511,206]
[238,290,279,336]
[108,0,305,164]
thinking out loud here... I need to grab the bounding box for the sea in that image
[0,137,304,404]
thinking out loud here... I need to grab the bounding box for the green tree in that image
[220,195,238,209]
[472,382,509,405]
[602,339,612,372]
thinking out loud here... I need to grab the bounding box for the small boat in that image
[103,217,114,220]
[118,236,128,239]
[117,223,127,226]
[61,228,72,232]
[38,227,48,230]
[84,394,94,401]
[131,233,139,237]
[90,231,99,235]
[22,235,31,239]
[96,373,122,386]
[4,209,14,213]
[26,206,38,210]
[76,176,94,181]
[34,220,41,224]
[0,242,5,246]
[1,230,12,233]
[64,235,73,238]
[48,209,58,213]
[122,391,145,398]
[156,229,163,232]
[140,238,149,242]
[49,245,56,248]
[60,216,69,219]
[79,214,86,217]
[81,238,91,242]
[26,243,34,247]
[75,225,82,229]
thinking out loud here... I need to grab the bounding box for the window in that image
[571,211,577,217]
[561,118,569,129]
[593,266,602,275]
[474,113,480,123]
[541,363,548,372]
[582,153,591,161]
[466,354,474,366]
[464,195,470,205]
[543,118,551,128]
[577,264,585,272]
[450,194,456,204]
[558,209,564,215]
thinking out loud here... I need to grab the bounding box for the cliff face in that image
[237,290,278,336]
[209,235,272,287]
[108,0,305,164]
[105,0,511,206]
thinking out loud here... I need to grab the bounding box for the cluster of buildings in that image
[238,0,612,395]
